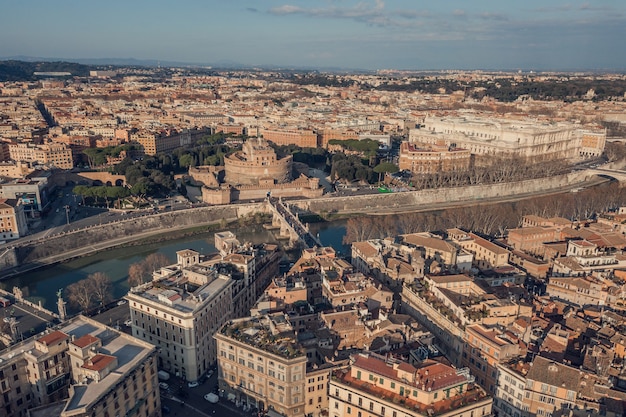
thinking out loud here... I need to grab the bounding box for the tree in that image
[145,253,170,275]
[128,253,171,287]
[89,272,112,307]
[66,279,94,311]
[373,162,399,183]
[179,154,194,168]
[128,262,147,287]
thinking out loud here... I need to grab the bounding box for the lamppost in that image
[64,205,70,225]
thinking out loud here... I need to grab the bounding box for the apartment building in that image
[351,238,425,288]
[0,315,160,417]
[126,250,234,381]
[8,142,73,169]
[130,129,201,156]
[329,352,492,417]
[493,359,530,417]
[322,271,394,311]
[452,232,510,270]
[0,198,28,242]
[215,315,308,417]
[399,141,471,174]
[462,324,522,395]
[262,127,319,148]
[546,276,609,306]
[506,227,559,256]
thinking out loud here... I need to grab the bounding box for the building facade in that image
[126,250,235,381]
[329,352,492,417]
[399,141,471,174]
[0,316,160,417]
[215,315,308,417]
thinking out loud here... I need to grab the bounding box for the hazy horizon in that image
[1,1,625,71]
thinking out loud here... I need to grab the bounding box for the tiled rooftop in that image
[333,367,488,416]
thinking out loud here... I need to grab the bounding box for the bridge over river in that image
[266,197,322,249]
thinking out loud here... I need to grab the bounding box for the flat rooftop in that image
[220,315,305,360]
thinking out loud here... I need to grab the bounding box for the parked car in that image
[187,381,199,388]
[117,300,127,306]
[204,393,219,403]
[124,319,132,326]
[159,382,169,390]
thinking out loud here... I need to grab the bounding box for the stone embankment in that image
[1,204,264,276]
[293,170,593,214]
[0,167,614,275]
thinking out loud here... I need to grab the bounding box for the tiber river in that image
[0,221,348,312]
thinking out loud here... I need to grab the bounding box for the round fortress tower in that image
[224,137,292,185]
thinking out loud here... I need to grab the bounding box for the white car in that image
[124,319,132,327]
[187,381,199,388]
[159,382,169,390]
[204,393,219,403]
[117,300,127,306]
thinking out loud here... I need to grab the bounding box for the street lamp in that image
[64,205,70,225]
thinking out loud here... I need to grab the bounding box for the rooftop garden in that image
[221,318,305,360]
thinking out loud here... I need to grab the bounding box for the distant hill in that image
[0,60,92,81]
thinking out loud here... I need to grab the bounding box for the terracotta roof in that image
[402,233,456,254]
[526,356,582,391]
[71,334,99,349]
[352,241,379,258]
[469,233,510,255]
[427,274,472,284]
[82,354,116,372]
[37,331,69,346]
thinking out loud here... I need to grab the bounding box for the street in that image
[160,373,254,417]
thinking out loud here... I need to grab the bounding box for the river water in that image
[0,221,347,312]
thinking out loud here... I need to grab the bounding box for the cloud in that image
[452,9,466,17]
[480,12,508,21]
[269,1,388,25]
[269,1,438,29]
[246,7,258,13]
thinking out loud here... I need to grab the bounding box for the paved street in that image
[160,373,254,417]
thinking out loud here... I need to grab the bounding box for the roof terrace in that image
[219,315,305,360]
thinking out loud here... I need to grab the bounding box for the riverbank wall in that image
[292,170,593,214]
[0,168,610,275]
[2,203,264,275]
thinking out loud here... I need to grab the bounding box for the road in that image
[160,373,254,417]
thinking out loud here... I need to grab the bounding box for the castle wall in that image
[224,154,292,185]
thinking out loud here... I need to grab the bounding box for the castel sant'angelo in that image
[188,137,323,205]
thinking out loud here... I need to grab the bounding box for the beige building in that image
[215,315,309,417]
[262,127,319,148]
[410,116,605,161]
[126,249,234,381]
[329,352,492,417]
[8,142,73,169]
[0,198,28,242]
[0,315,160,417]
[399,141,471,174]
[452,232,510,270]
[462,324,522,395]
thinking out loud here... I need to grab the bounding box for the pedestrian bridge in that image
[265,197,321,248]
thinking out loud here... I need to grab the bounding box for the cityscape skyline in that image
[1,0,626,71]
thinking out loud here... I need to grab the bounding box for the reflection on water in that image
[1,221,347,311]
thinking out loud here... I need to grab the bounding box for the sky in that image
[1,0,625,71]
